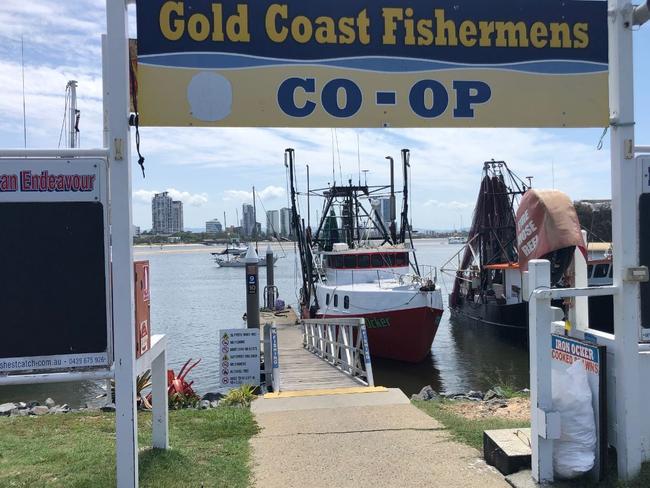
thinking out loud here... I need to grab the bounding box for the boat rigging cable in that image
[129,53,146,178]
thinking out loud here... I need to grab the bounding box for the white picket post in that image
[528,259,554,483]
[151,345,168,449]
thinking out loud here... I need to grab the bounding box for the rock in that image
[493,386,507,398]
[484,389,505,401]
[100,403,116,413]
[444,392,465,399]
[486,398,508,408]
[0,403,17,416]
[199,400,211,410]
[412,385,441,401]
[53,404,70,414]
[11,408,29,417]
[201,392,224,402]
[467,390,484,400]
[210,400,220,408]
[26,400,39,408]
[31,405,49,416]
[44,398,56,408]
[16,402,27,410]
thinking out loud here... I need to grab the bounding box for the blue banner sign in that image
[135,0,608,127]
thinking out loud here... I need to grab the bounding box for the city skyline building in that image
[152,192,183,234]
[152,192,171,234]
[205,218,223,234]
[242,203,256,237]
[280,207,291,237]
[266,209,280,236]
[171,200,183,233]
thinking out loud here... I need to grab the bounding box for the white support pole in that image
[102,35,110,150]
[608,0,643,479]
[106,0,138,487]
[572,231,589,331]
[528,259,554,483]
[151,347,169,449]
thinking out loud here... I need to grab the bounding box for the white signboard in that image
[220,328,260,387]
[0,158,111,373]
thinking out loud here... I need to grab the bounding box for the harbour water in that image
[0,239,529,407]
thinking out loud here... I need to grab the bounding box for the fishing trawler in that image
[445,160,586,334]
[286,148,444,363]
[448,235,467,245]
[213,251,277,268]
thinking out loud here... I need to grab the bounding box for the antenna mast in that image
[67,80,79,148]
[21,35,27,148]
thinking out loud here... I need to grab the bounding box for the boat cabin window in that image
[333,294,339,307]
[588,264,594,278]
[344,254,356,268]
[594,264,609,279]
[326,252,409,269]
[358,254,371,268]
[326,293,330,305]
[344,296,349,309]
[608,266,613,279]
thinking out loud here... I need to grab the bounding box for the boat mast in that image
[386,156,397,244]
[286,148,315,312]
[306,164,310,230]
[401,149,420,275]
[400,149,409,244]
[252,185,258,252]
[67,80,79,148]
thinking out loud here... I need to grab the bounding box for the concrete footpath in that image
[250,388,510,488]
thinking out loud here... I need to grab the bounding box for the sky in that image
[0,1,649,231]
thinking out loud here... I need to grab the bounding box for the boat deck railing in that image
[302,318,374,387]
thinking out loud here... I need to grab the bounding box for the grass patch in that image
[0,407,259,488]
[414,399,650,487]
[413,399,529,451]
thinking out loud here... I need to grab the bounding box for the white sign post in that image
[106,1,139,486]
[608,0,644,479]
[220,329,261,387]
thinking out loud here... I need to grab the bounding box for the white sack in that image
[552,360,597,479]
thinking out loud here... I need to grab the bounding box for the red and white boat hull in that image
[319,305,443,363]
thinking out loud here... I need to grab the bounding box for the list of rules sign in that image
[220,328,260,387]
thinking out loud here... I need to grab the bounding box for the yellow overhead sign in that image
[135,0,608,128]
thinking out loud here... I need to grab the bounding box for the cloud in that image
[223,185,286,202]
[424,200,473,210]
[133,188,208,207]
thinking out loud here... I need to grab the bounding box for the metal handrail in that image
[532,285,619,300]
[302,318,374,386]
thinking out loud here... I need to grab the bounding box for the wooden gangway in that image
[263,317,375,393]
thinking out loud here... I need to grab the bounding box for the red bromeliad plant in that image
[147,358,201,409]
